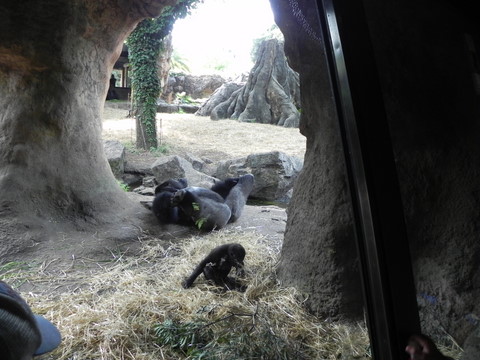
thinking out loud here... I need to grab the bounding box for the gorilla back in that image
[171,187,231,230]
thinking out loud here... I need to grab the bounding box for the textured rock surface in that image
[271,0,363,320]
[196,82,244,117]
[271,0,480,347]
[215,151,303,201]
[0,0,173,258]
[151,155,215,188]
[104,140,125,177]
[204,39,300,127]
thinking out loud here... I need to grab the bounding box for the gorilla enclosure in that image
[1,0,479,357]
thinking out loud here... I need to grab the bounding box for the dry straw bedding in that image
[1,109,455,359]
[6,230,371,360]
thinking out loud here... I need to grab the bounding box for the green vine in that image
[127,0,202,150]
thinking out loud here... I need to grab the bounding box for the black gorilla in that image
[183,243,246,291]
[224,174,254,223]
[151,178,188,224]
[171,186,232,230]
[210,177,239,199]
[152,174,254,231]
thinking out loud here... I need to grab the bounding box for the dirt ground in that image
[101,103,306,168]
[3,103,306,293]
[99,101,306,264]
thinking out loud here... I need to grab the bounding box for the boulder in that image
[183,74,226,99]
[121,173,143,188]
[157,99,179,113]
[179,104,200,113]
[151,155,216,188]
[133,185,155,196]
[184,153,205,171]
[142,176,157,188]
[196,82,244,117]
[103,140,125,177]
[214,151,303,201]
[163,74,226,101]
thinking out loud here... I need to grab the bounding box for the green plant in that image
[154,319,213,357]
[127,0,202,150]
[0,261,32,286]
[149,144,170,155]
[117,180,130,192]
[154,312,307,360]
[191,202,200,211]
[175,92,194,104]
[195,217,208,230]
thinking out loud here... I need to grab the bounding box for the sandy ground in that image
[101,104,307,165]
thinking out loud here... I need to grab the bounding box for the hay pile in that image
[9,230,373,360]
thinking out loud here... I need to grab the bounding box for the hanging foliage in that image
[127,0,202,150]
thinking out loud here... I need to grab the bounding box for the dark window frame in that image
[313,1,421,358]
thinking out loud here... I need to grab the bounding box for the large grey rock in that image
[103,140,125,177]
[196,82,244,117]
[163,74,226,101]
[183,74,226,99]
[184,153,205,172]
[215,151,303,201]
[151,155,215,188]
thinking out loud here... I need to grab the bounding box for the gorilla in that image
[223,174,254,223]
[171,186,232,230]
[210,177,239,199]
[151,178,188,224]
[183,243,246,292]
[151,174,255,231]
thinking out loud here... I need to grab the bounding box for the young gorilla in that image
[182,243,246,292]
[151,178,189,224]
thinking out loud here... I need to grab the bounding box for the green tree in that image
[127,0,201,150]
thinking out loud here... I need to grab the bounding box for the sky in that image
[171,0,276,77]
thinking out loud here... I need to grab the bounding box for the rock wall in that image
[0,0,170,257]
[363,0,480,343]
[162,74,226,101]
[271,0,480,345]
[271,0,363,319]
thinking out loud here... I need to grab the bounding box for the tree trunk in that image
[0,0,173,258]
[202,38,301,127]
[159,33,174,102]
